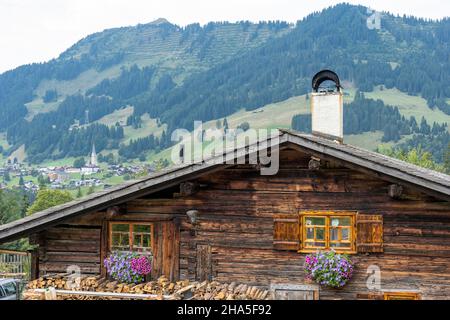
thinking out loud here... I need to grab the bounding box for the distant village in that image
[0,144,164,193]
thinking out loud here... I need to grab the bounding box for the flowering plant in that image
[304,250,354,288]
[104,251,152,284]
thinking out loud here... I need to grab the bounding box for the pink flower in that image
[130,256,152,275]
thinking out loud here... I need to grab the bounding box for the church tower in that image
[90,143,98,166]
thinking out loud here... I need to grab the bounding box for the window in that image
[109,222,153,254]
[273,211,382,254]
[1,282,17,296]
[384,292,420,300]
[300,211,356,253]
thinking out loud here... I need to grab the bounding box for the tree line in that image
[291,95,449,163]
[1,4,449,164]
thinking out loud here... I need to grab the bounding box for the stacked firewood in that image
[24,274,271,300]
[189,280,270,300]
[27,274,103,291]
[27,274,70,289]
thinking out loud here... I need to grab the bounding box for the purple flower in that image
[304,251,354,288]
[104,251,153,284]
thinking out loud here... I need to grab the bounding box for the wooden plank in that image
[100,220,108,277]
[151,222,162,279]
[0,249,29,256]
[45,240,100,253]
[30,248,39,280]
[171,219,180,281]
[273,214,300,251]
[356,214,383,253]
[30,288,173,300]
[196,245,212,281]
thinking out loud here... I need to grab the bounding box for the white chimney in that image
[311,70,343,143]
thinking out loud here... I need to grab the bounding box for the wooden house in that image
[0,71,449,300]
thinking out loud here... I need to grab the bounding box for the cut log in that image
[23,274,270,300]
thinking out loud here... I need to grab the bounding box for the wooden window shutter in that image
[273,214,300,251]
[356,214,383,253]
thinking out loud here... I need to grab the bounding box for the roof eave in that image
[0,133,288,243]
[285,133,450,201]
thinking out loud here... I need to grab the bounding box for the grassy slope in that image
[364,87,450,126]
[0,86,445,191]
[146,87,444,164]
[3,86,445,167]
[123,114,167,143]
[23,22,291,121]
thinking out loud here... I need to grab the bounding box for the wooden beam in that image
[29,288,173,300]
[28,248,39,280]
[285,138,450,202]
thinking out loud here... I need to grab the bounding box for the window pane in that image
[112,224,129,232]
[133,224,151,233]
[316,228,325,240]
[133,234,151,248]
[133,240,152,254]
[111,224,130,250]
[342,228,350,240]
[330,228,339,241]
[142,234,150,248]
[305,217,325,226]
[110,223,153,252]
[132,224,152,252]
[112,232,129,249]
[306,227,314,239]
[331,217,351,227]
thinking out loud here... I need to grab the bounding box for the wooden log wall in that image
[37,226,102,275]
[31,147,450,299]
[126,148,450,299]
[33,211,180,281]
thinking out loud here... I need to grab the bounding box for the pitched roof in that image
[0,130,449,243]
[283,129,450,196]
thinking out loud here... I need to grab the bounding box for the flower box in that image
[304,250,354,288]
[104,251,152,284]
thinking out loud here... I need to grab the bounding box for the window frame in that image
[299,211,357,254]
[108,221,154,254]
[383,292,421,300]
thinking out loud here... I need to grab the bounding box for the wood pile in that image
[24,274,271,300]
[188,280,270,300]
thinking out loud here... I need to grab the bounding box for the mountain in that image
[0,3,449,166]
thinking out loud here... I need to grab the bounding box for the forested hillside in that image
[0,3,449,165]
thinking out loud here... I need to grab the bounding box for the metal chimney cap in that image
[312,70,341,92]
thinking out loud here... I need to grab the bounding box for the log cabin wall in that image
[32,211,107,276]
[126,148,450,299]
[31,147,450,299]
[35,221,103,275]
[33,211,180,281]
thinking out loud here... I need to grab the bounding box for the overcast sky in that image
[0,0,449,73]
